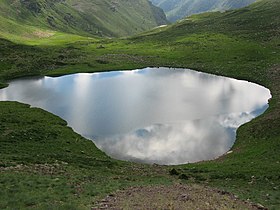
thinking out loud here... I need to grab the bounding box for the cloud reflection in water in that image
[0,67,271,165]
[95,111,260,165]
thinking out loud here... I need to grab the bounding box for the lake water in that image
[0,67,271,165]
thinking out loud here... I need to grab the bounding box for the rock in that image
[97,45,105,49]
[178,174,189,180]
[179,193,191,201]
[169,168,179,176]
[252,203,268,210]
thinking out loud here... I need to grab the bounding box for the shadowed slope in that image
[0,0,167,37]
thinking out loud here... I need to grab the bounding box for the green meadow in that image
[0,0,279,209]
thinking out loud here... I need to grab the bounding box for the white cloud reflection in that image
[95,109,261,165]
[0,67,271,165]
[95,119,232,165]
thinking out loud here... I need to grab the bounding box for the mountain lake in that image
[0,67,271,165]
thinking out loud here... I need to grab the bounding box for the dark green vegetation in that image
[0,102,171,209]
[150,0,256,22]
[0,0,280,209]
[0,0,167,38]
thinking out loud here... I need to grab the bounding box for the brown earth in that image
[92,184,266,210]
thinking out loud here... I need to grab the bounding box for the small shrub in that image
[179,174,189,180]
[169,168,179,176]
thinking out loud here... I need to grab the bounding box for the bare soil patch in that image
[32,30,55,38]
[93,184,265,210]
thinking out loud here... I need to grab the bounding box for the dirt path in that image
[92,184,266,210]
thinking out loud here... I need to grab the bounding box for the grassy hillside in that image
[0,0,167,38]
[0,102,173,209]
[0,0,279,209]
[151,0,256,22]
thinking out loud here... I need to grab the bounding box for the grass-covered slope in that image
[0,0,167,38]
[0,102,171,209]
[119,1,280,207]
[151,0,256,22]
[0,0,279,209]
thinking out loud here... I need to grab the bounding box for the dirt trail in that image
[93,184,266,210]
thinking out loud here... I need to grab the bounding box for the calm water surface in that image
[0,68,271,165]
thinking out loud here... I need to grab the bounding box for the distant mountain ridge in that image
[0,0,167,37]
[150,0,257,22]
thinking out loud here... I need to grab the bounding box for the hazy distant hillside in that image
[151,0,257,22]
[0,0,167,37]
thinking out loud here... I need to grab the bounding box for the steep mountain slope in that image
[0,0,167,37]
[150,0,256,22]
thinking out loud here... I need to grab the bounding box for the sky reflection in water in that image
[0,68,271,165]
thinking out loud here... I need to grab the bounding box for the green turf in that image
[0,0,167,38]
[0,102,172,209]
[0,0,279,209]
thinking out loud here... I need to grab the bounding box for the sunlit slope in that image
[132,1,280,208]
[0,0,279,83]
[130,0,279,85]
[140,0,280,43]
[151,0,256,22]
[0,0,167,38]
